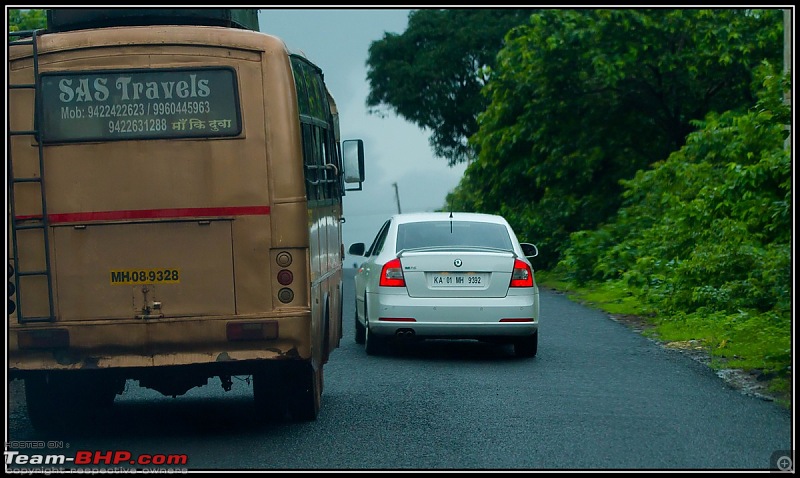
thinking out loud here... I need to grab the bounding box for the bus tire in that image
[339,285,344,341]
[24,375,63,432]
[253,369,290,423]
[323,298,332,364]
[25,372,120,431]
[288,362,321,422]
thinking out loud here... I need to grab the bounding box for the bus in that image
[7,8,366,430]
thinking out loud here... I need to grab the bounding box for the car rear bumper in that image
[367,290,538,338]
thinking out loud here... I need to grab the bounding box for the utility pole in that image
[392,182,402,214]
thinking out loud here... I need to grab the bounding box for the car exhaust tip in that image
[395,328,415,338]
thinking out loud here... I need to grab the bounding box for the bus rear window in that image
[40,67,242,143]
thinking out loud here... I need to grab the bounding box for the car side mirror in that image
[520,243,538,258]
[349,243,366,256]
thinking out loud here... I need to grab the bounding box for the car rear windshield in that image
[396,221,513,252]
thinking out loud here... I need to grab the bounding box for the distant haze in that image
[258,9,468,266]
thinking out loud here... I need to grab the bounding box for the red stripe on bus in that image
[15,206,271,224]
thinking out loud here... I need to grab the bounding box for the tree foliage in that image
[558,63,791,375]
[447,8,783,268]
[365,8,535,166]
[8,9,47,31]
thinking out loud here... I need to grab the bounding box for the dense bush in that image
[557,64,791,376]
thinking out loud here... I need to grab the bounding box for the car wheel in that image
[514,332,538,358]
[365,325,387,355]
[355,297,366,344]
[362,294,385,355]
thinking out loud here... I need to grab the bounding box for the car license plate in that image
[430,272,486,287]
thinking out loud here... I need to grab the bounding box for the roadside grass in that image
[535,270,792,408]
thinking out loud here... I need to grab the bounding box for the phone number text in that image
[83,100,212,119]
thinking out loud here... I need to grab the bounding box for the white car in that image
[349,212,540,357]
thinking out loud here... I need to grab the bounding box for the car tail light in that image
[510,259,534,287]
[379,258,405,287]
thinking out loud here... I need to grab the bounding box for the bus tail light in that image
[227,321,278,341]
[278,288,294,303]
[18,329,69,349]
[379,258,405,287]
[277,269,293,285]
[276,251,292,267]
[275,251,298,304]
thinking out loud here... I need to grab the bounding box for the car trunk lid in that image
[399,248,515,298]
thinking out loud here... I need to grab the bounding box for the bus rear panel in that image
[7,8,364,430]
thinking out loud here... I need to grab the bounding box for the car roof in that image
[390,212,509,226]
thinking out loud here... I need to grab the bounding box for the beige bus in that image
[7,8,365,430]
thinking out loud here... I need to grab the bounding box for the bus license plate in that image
[110,268,180,285]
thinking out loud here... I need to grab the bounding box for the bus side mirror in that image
[343,139,365,191]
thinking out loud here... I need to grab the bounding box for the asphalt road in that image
[5,269,793,471]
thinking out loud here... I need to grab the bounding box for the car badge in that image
[454,259,462,267]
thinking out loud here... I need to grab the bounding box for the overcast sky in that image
[257,9,469,266]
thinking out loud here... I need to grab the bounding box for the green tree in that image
[558,63,791,378]
[452,8,783,268]
[8,9,47,31]
[366,8,535,166]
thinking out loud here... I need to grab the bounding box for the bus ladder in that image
[8,29,55,323]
